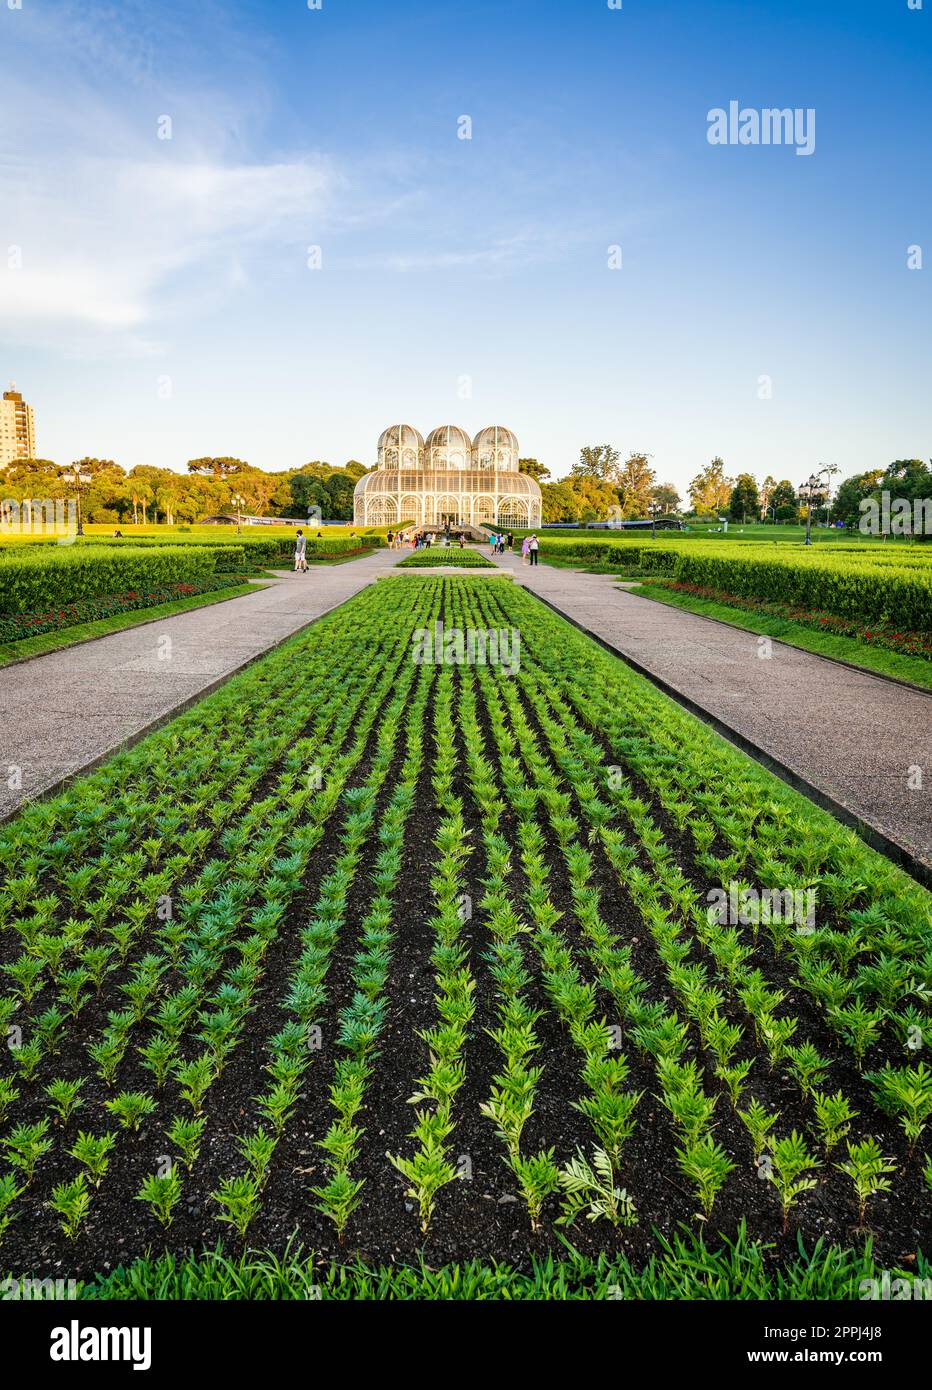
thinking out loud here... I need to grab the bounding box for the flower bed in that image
[0,575,248,644]
[651,579,932,660]
[0,575,929,1281]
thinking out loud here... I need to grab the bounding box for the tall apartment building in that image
[0,384,37,467]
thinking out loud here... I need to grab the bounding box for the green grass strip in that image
[61,1223,929,1300]
[0,582,264,667]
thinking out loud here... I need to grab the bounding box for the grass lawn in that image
[72,1225,917,1301]
[0,582,263,667]
[516,524,920,547]
[628,580,932,691]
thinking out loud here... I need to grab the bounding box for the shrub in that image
[0,546,218,614]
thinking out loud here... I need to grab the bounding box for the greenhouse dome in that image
[473,425,519,472]
[425,424,472,471]
[377,424,424,470]
[353,422,542,530]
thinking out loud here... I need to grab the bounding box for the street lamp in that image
[797,465,836,545]
[231,493,246,536]
[648,500,662,540]
[65,463,93,537]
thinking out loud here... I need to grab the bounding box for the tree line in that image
[0,456,366,524]
[532,448,932,526]
[3,448,928,530]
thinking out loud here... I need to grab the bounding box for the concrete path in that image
[0,547,403,818]
[3,541,929,880]
[489,549,932,877]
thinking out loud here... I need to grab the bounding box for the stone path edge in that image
[624,582,932,699]
[527,586,932,892]
[0,585,362,830]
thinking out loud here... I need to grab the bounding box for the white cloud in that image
[0,1,338,350]
[0,154,336,338]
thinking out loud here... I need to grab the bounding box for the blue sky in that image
[1,0,929,493]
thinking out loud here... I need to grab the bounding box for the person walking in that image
[506,531,514,552]
[528,533,539,567]
[521,536,530,565]
[294,529,308,573]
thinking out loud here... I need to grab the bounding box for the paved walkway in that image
[0,548,402,818]
[3,543,929,878]
[489,549,932,876]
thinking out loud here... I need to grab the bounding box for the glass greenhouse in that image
[353,424,542,529]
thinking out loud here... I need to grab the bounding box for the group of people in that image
[294,524,541,570]
[488,531,540,565]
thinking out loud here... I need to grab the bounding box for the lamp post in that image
[231,493,246,536]
[65,463,93,537]
[648,501,661,540]
[798,465,837,545]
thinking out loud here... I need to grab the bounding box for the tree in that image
[325,474,355,521]
[650,483,682,515]
[540,481,579,523]
[289,473,329,516]
[519,457,551,483]
[769,479,798,522]
[688,458,733,515]
[1,457,60,483]
[616,452,656,518]
[70,457,119,477]
[881,459,932,505]
[186,457,248,479]
[564,474,618,520]
[759,475,777,519]
[830,470,885,525]
[572,444,621,484]
[729,473,760,523]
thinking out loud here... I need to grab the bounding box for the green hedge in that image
[0,534,381,571]
[532,536,932,631]
[670,552,932,633]
[538,537,659,567]
[0,546,222,615]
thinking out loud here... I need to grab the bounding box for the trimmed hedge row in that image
[667,551,932,633]
[532,536,932,631]
[0,546,224,615]
[537,533,932,564]
[0,575,248,643]
[0,534,382,574]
